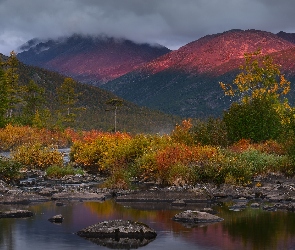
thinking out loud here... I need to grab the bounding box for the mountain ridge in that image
[17,34,171,86]
[102,29,295,117]
[16,29,295,118]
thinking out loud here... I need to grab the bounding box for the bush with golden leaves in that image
[0,124,69,151]
[70,132,132,173]
[11,143,63,170]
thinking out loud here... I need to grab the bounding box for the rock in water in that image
[77,220,157,248]
[0,210,33,218]
[48,214,63,223]
[173,210,224,224]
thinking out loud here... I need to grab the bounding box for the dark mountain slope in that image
[277,31,295,44]
[102,29,295,118]
[1,53,180,133]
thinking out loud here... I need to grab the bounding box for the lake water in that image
[2,200,295,250]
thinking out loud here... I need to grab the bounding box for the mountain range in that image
[17,29,295,118]
[17,34,170,86]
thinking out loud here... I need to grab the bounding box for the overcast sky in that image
[0,0,294,55]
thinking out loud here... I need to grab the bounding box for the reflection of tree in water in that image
[0,218,15,249]
[221,207,295,250]
[84,201,295,250]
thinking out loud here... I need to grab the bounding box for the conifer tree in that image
[56,77,80,128]
[106,98,123,132]
[0,51,22,126]
[22,79,46,125]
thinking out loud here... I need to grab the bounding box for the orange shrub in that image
[228,139,285,155]
[170,119,194,145]
[228,139,252,153]
[0,124,69,151]
[253,140,286,155]
[147,143,220,184]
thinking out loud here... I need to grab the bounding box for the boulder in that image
[77,220,157,248]
[77,220,156,239]
[250,202,260,208]
[0,210,33,218]
[171,199,186,207]
[173,210,223,224]
[82,237,155,249]
[55,201,64,206]
[48,214,63,223]
[200,207,216,214]
[51,191,105,201]
[229,203,247,212]
[262,205,277,211]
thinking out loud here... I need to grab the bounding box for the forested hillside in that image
[1,53,180,133]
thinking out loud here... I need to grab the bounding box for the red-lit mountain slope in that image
[138,29,295,75]
[17,34,171,86]
[102,29,295,118]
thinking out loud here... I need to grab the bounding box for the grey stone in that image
[77,220,157,240]
[250,203,260,208]
[51,192,105,201]
[48,214,63,223]
[173,210,223,224]
[0,210,33,218]
[171,199,186,206]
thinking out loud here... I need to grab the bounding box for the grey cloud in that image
[0,0,295,55]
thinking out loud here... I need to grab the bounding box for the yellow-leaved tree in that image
[220,50,292,142]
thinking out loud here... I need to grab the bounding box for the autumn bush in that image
[1,122,295,188]
[0,124,69,151]
[135,143,222,185]
[70,132,132,173]
[11,143,63,170]
[135,140,292,186]
[68,127,295,187]
[228,139,286,155]
[170,119,194,145]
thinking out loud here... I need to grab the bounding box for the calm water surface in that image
[1,200,295,250]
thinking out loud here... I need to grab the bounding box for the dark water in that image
[1,200,295,250]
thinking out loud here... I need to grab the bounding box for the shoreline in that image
[1,171,295,213]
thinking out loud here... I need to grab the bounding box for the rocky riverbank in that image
[1,171,295,213]
[115,172,295,212]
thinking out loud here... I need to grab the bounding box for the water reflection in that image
[1,200,295,249]
[220,207,295,249]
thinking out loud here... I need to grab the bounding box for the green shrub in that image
[221,158,253,185]
[192,118,229,147]
[0,157,22,182]
[238,149,287,174]
[223,99,283,143]
[216,149,290,185]
[102,168,131,189]
[46,165,84,178]
[167,163,197,186]
[134,151,158,182]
